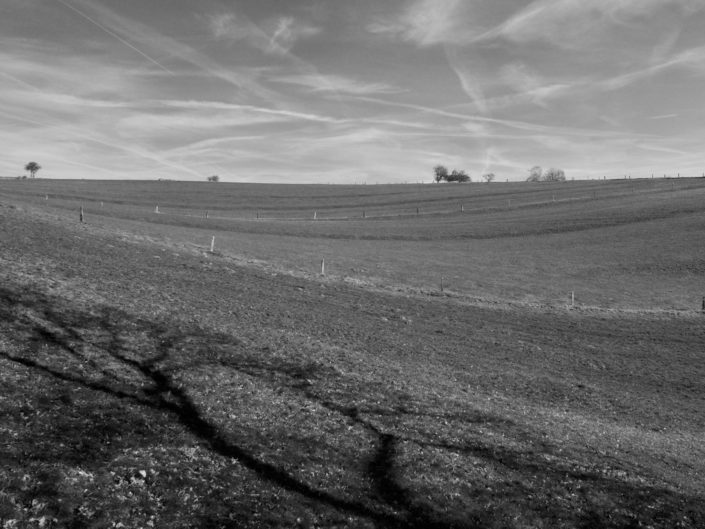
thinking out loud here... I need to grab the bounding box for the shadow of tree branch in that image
[2,283,703,529]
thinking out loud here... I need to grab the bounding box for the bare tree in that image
[543,168,566,182]
[482,173,495,183]
[527,166,542,182]
[25,162,41,178]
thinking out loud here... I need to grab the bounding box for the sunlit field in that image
[1,178,704,528]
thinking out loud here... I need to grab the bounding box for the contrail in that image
[0,109,202,178]
[54,0,174,74]
[0,72,42,92]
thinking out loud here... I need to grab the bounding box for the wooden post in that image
[320,259,325,276]
[155,205,159,214]
[314,211,317,220]
[440,276,444,292]
[79,206,84,223]
[461,204,464,213]
[210,236,215,253]
[205,211,209,219]
[571,291,575,307]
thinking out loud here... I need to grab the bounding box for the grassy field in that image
[1,178,704,310]
[0,179,704,528]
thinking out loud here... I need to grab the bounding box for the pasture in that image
[0,178,704,528]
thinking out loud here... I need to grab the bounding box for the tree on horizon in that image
[25,161,41,178]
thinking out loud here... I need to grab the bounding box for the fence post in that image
[701,296,705,313]
[205,211,209,219]
[314,211,317,220]
[461,204,464,213]
[210,236,215,253]
[321,258,325,276]
[155,205,159,214]
[440,276,444,293]
[571,291,575,307]
[79,206,84,223]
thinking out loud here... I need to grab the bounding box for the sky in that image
[1,0,705,183]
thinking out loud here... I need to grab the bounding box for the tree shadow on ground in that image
[1,284,703,528]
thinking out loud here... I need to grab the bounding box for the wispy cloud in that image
[0,107,204,178]
[366,0,478,47]
[479,0,705,48]
[209,12,320,56]
[443,46,488,113]
[156,99,338,123]
[272,73,403,95]
[597,44,705,91]
[60,0,277,101]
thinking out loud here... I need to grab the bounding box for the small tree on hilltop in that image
[526,166,542,182]
[447,169,470,183]
[543,168,566,182]
[207,175,220,182]
[25,161,41,178]
[433,165,448,183]
[482,173,495,183]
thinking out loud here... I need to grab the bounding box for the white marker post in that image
[314,211,317,220]
[321,258,325,276]
[155,205,159,214]
[571,291,575,307]
[210,236,215,253]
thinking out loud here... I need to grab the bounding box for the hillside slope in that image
[1,201,703,528]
